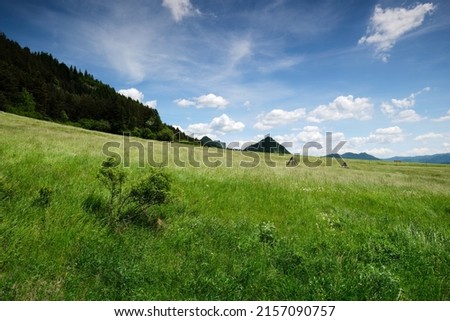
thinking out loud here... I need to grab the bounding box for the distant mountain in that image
[243,136,291,154]
[200,136,226,149]
[385,153,450,164]
[326,152,379,161]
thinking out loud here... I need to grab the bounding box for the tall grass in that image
[1,112,449,300]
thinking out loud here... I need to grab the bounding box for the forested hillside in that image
[0,33,189,141]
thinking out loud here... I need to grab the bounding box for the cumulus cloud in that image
[414,132,444,141]
[118,88,156,108]
[432,109,450,122]
[358,3,436,61]
[118,88,144,102]
[162,0,200,22]
[175,93,229,109]
[306,95,373,123]
[395,109,424,122]
[186,114,245,138]
[254,108,306,130]
[174,98,195,107]
[381,87,429,122]
[348,126,405,148]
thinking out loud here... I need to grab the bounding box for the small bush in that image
[128,169,171,207]
[95,158,171,229]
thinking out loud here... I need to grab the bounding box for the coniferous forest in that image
[0,33,190,141]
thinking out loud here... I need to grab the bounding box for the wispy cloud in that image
[414,132,444,141]
[432,109,450,122]
[381,87,430,122]
[359,3,436,61]
[162,0,201,22]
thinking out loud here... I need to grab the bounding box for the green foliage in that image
[156,127,174,141]
[17,88,36,112]
[128,169,171,207]
[96,158,171,228]
[97,157,127,223]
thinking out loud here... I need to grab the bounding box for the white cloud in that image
[118,88,144,102]
[359,3,436,61]
[186,114,245,138]
[348,126,405,148]
[175,93,229,109]
[144,100,157,109]
[118,88,156,108]
[432,109,450,122]
[162,0,200,22]
[196,94,229,109]
[254,107,306,130]
[374,126,402,135]
[381,87,429,122]
[174,98,195,107]
[414,132,444,141]
[395,109,424,122]
[306,95,373,123]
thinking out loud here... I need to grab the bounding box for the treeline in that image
[0,32,192,141]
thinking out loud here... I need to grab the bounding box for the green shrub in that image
[96,158,171,229]
[128,169,171,207]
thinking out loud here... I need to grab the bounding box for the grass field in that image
[1,111,449,300]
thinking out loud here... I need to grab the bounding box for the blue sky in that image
[1,0,450,156]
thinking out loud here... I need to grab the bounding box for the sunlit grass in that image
[1,112,449,300]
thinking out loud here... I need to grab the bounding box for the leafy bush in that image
[128,169,171,207]
[97,157,127,223]
[95,158,171,229]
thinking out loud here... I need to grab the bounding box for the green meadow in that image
[1,112,449,300]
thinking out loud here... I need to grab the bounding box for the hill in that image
[1,112,449,300]
[0,32,189,141]
[326,152,379,161]
[200,136,226,149]
[386,153,450,164]
[242,135,291,154]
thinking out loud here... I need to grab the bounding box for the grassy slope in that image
[1,112,449,300]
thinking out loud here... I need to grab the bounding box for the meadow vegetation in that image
[1,112,449,300]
